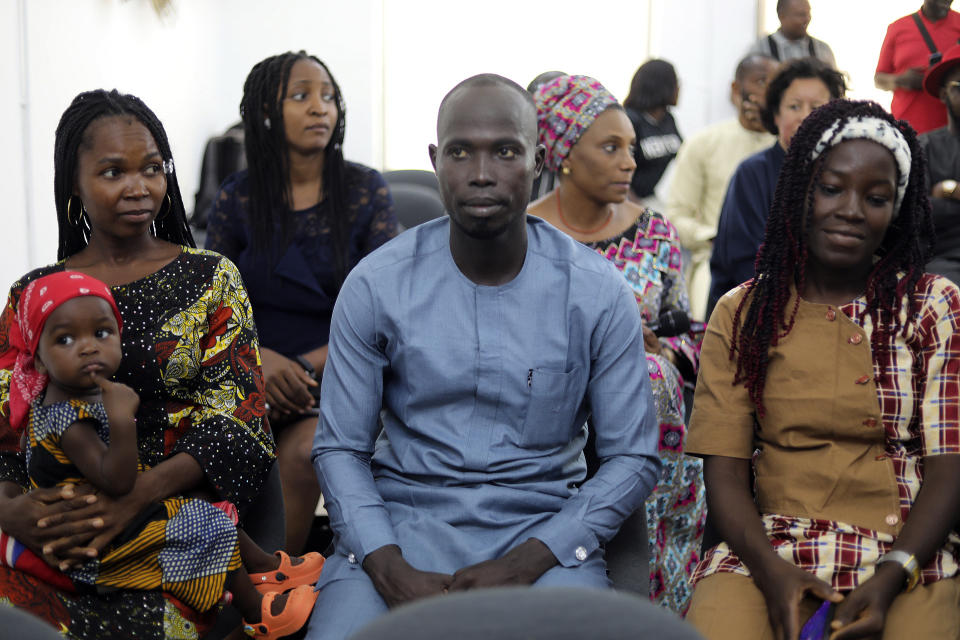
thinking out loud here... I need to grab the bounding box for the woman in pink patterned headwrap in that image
[529,74,705,615]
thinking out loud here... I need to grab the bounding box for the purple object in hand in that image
[800,601,836,640]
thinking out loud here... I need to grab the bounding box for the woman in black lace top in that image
[205,51,398,554]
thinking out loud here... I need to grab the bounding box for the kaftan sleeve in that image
[312,267,397,564]
[666,136,714,251]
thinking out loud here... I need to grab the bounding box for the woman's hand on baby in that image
[260,347,317,415]
[42,475,156,569]
[81,478,153,560]
[90,373,139,422]
[0,483,100,568]
[754,557,843,640]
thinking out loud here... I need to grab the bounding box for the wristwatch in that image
[876,550,920,591]
[941,179,959,198]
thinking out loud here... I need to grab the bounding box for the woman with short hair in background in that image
[624,59,682,209]
[708,57,846,317]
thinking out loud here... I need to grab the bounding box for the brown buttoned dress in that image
[684,285,960,639]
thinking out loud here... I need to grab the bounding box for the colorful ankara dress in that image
[25,397,240,613]
[0,248,275,640]
[584,209,706,614]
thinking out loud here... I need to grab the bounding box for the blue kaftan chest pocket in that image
[520,367,583,448]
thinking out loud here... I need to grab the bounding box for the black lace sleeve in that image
[362,169,399,254]
[203,173,248,262]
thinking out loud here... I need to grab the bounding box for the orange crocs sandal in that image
[251,551,325,595]
[243,583,318,639]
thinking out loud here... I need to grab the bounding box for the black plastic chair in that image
[384,169,440,193]
[583,422,649,596]
[348,587,704,640]
[0,605,66,639]
[389,182,447,231]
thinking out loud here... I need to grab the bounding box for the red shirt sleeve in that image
[876,21,898,74]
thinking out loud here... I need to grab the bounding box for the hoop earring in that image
[157,194,172,221]
[67,196,86,226]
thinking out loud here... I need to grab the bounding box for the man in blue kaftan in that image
[307,74,660,639]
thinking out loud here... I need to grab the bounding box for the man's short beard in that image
[449,210,519,240]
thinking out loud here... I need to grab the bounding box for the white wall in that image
[2,1,30,290]
[381,0,759,171]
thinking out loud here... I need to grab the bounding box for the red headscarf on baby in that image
[0,271,122,433]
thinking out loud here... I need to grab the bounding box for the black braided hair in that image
[239,51,349,283]
[53,90,193,260]
[730,99,933,415]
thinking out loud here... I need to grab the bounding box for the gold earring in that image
[67,196,86,226]
[156,194,172,221]
[561,166,571,176]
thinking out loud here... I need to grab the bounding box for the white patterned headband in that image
[810,116,911,216]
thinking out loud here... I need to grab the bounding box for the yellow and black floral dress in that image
[0,248,275,640]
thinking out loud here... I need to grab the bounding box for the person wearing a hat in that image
[921,43,960,285]
[529,74,705,614]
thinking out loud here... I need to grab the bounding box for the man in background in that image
[921,44,960,284]
[876,0,960,134]
[748,0,836,68]
[665,55,777,320]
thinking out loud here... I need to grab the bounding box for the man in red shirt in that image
[876,0,960,133]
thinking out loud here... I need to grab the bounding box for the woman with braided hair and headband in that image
[685,99,960,639]
[205,52,398,554]
[529,75,705,614]
[0,90,320,639]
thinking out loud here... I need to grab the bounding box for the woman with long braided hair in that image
[685,99,960,639]
[0,90,296,638]
[205,52,398,554]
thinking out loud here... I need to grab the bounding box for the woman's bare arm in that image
[704,456,842,640]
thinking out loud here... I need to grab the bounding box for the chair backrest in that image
[348,587,704,640]
[0,605,66,639]
[384,169,440,193]
[389,182,447,230]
